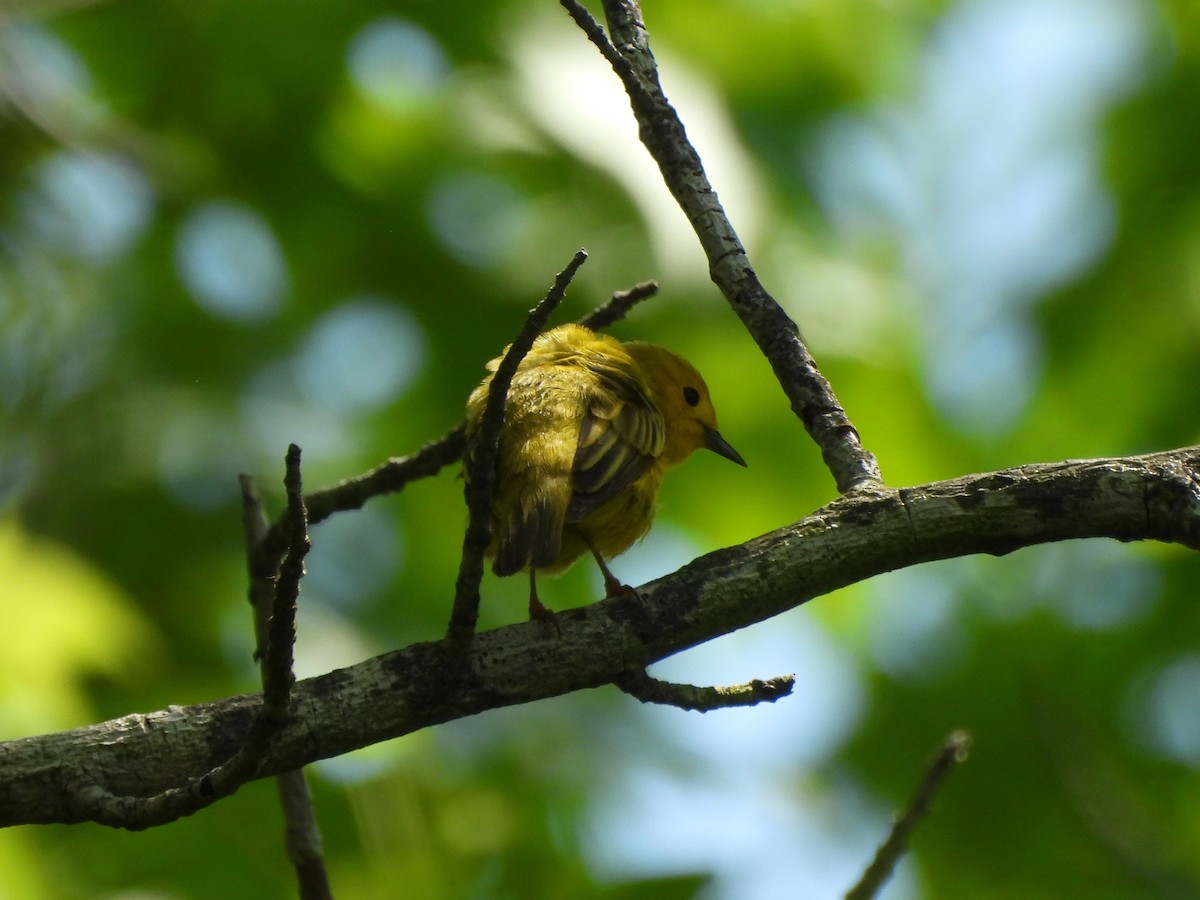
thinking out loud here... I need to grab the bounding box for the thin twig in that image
[561,0,882,493]
[846,730,972,900]
[240,474,278,653]
[578,279,658,331]
[447,249,589,643]
[616,669,794,711]
[275,770,335,900]
[261,444,307,718]
[261,427,466,560]
[240,472,334,900]
[69,451,317,831]
[72,648,296,829]
[559,0,641,86]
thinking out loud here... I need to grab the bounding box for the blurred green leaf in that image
[2,0,1199,897]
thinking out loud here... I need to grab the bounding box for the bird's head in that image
[624,342,747,470]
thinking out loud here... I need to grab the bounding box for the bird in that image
[465,322,746,621]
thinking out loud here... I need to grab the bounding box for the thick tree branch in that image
[2,446,1197,829]
[561,0,881,493]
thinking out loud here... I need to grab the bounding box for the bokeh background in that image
[2,0,1200,897]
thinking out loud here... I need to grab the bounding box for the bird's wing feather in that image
[567,357,664,521]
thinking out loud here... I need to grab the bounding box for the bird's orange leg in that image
[527,569,558,624]
[583,535,637,600]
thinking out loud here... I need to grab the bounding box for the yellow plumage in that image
[465,323,745,619]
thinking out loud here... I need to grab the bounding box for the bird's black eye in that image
[683,386,701,407]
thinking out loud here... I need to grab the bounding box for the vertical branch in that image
[260,444,308,717]
[447,249,589,644]
[240,451,332,900]
[561,0,882,493]
[275,772,335,900]
[241,474,280,652]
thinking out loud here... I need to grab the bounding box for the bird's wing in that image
[567,358,665,521]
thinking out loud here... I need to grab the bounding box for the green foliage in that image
[2,0,1199,897]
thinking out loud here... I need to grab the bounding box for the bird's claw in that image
[528,596,562,636]
[604,578,642,603]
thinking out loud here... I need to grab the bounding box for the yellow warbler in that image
[466,323,745,619]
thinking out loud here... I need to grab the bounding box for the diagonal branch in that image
[5,445,1198,828]
[577,279,658,331]
[846,731,972,900]
[560,0,881,493]
[293,429,467,537]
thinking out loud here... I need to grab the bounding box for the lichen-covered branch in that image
[3,445,1197,829]
[51,449,315,831]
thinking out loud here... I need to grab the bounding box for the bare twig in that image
[560,0,882,493]
[240,471,333,900]
[260,444,307,718]
[240,473,279,644]
[577,279,658,331]
[70,649,289,829]
[447,249,589,642]
[261,427,466,560]
[616,669,794,711]
[846,731,972,900]
[276,770,334,900]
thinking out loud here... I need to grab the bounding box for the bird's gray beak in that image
[704,428,747,467]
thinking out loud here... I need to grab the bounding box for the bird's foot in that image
[603,575,642,603]
[528,595,562,636]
